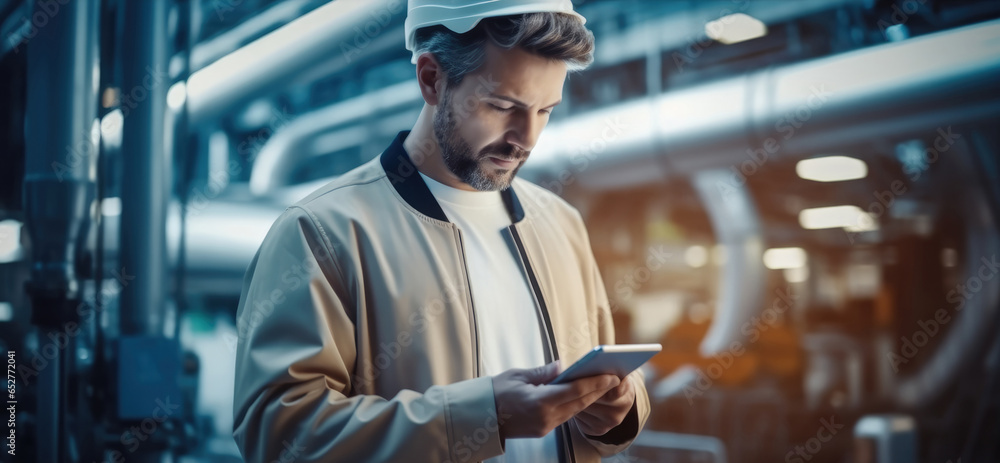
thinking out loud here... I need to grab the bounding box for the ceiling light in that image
[101,197,122,217]
[799,205,876,231]
[706,13,767,45]
[0,220,23,263]
[684,245,708,268]
[796,156,868,182]
[763,247,807,269]
[100,109,124,149]
[783,266,810,283]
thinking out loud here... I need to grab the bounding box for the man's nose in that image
[505,113,543,152]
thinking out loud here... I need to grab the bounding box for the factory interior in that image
[1,0,999,461]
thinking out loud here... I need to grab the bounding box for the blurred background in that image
[1,0,999,461]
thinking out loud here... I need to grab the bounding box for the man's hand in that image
[492,361,620,439]
[573,374,636,437]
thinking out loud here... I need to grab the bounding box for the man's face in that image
[433,43,568,191]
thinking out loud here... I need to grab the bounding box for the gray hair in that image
[412,12,595,89]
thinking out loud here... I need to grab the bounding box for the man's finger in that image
[542,374,619,404]
[593,377,633,405]
[519,361,562,385]
[599,382,626,401]
[555,382,617,416]
[592,392,628,408]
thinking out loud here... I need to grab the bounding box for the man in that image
[233,1,650,461]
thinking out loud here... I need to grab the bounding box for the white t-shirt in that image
[419,172,559,462]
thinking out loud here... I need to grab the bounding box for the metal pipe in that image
[248,81,420,195]
[186,0,398,124]
[116,4,175,461]
[119,0,170,337]
[22,0,100,460]
[894,161,1000,407]
[187,0,317,71]
[526,18,1000,184]
[691,169,766,357]
[249,19,1000,197]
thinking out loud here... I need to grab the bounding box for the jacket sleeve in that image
[576,231,651,456]
[232,206,504,463]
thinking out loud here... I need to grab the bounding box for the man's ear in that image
[415,53,446,106]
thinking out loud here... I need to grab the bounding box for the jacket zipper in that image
[509,225,577,463]
[509,227,558,362]
[454,229,482,378]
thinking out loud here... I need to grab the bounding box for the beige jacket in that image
[233,131,649,462]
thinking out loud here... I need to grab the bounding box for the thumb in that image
[526,360,561,385]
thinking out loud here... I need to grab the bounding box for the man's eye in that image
[487,103,513,112]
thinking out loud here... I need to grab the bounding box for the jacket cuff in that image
[445,376,505,462]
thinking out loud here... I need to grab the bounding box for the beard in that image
[433,90,528,191]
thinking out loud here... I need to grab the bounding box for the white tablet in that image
[550,344,662,385]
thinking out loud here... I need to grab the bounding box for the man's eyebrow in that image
[486,93,562,109]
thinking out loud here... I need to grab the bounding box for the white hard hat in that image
[405,0,587,64]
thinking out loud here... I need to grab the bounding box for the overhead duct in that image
[187,0,318,72]
[92,196,287,297]
[248,81,421,195]
[186,0,400,124]
[246,19,1000,196]
[526,18,1000,185]
[168,199,286,292]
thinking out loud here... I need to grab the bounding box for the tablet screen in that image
[551,344,662,384]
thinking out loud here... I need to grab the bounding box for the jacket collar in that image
[380,130,525,223]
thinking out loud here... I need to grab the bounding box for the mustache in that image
[479,143,528,161]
